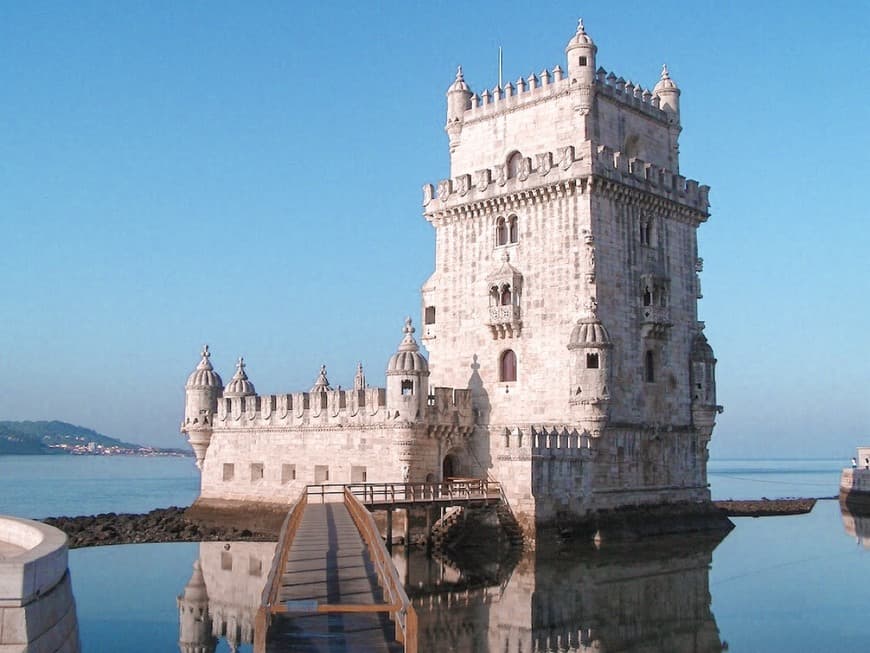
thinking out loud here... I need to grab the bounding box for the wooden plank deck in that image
[265,502,403,653]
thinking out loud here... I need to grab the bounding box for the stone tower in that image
[421,18,722,536]
[182,346,223,469]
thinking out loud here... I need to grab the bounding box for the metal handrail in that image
[254,489,308,653]
[343,487,417,653]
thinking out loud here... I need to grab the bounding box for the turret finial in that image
[456,65,464,81]
[661,64,670,80]
[236,357,245,371]
[577,18,586,34]
[201,344,210,359]
[403,316,415,336]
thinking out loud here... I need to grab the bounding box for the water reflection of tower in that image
[177,560,217,653]
[411,533,726,653]
[177,542,277,653]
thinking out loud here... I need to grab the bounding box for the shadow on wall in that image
[465,353,492,477]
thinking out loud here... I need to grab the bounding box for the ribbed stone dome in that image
[653,64,679,93]
[223,357,256,397]
[186,345,223,389]
[449,65,470,93]
[568,316,612,350]
[691,332,716,362]
[387,318,429,375]
[567,18,595,47]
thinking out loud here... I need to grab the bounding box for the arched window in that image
[500,349,517,382]
[643,286,652,307]
[506,151,522,179]
[496,217,508,246]
[489,285,500,306]
[644,350,655,383]
[508,215,518,243]
[500,285,512,306]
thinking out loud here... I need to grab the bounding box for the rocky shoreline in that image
[42,507,275,549]
[42,498,824,549]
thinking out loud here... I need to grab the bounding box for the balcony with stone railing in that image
[487,304,522,339]
[640,304,671,339]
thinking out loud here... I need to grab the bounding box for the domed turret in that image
[223,358,256,398]
[566,18,597,94]
[386,317,430,420]
[186,345,224,390]
[567,300,612,434]
[182,345,223,469]
[690,327,722,442]
[177,560,217,653]
[653,64,680,111]
[446,66,473,153]
[690,330,717,407]
[310,365,333,393]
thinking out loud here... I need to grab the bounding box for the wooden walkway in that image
[256,489,416,653]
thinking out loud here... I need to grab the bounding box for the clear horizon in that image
[1,2,867,459]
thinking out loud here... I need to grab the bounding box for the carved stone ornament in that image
[560,145,575,170]
[497,164,507,187]
[438,179,452,202]
[457,173,471,196]
[476,169,491,192]
[422,183,434,206]
[518,157,531,182]
[537,152,553,177]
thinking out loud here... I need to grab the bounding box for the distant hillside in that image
[0,420,187,455]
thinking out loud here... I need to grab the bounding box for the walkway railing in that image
[254,488,308,653]
[253,485,419,653]
[343,487,417,652]
[305,479,502,506]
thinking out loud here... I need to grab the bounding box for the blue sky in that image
[1,2,867,458]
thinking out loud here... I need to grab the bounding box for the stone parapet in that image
[0,516,78,653]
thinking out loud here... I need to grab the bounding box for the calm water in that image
[0,455,199,518]
[5,455,869,652]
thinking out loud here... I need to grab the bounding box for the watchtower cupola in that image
[386,317,430,420]
[567,302,613,434]
[181,345,223,469]
[223,357,256,398]
[565,18,596,86]
[445,66,473,154]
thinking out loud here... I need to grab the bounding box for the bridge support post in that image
[386,509,393,552]
[425,507,432,554]
[404,508,411,545]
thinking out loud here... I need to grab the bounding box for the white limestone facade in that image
[182,18,722,538]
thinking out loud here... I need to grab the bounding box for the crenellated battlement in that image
[594,67,668,120]
[460,64,670,125]
[497,424,595,458]
[423,142,709,218]
[212,384,474,432]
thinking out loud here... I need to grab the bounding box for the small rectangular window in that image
[424,306,436,324]
[222,463,234,481]
[401,379,413,396]
[221,551,232,571]
[248,556,262,577]
[315,465,329,483]
[250,463,264,482]
[281,464,296,484]
[351,466,367,483]
[586,353,599,369]
[578,56,587,66]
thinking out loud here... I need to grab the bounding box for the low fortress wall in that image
[0,516,78,653]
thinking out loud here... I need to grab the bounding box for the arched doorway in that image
[442,452,461,481]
